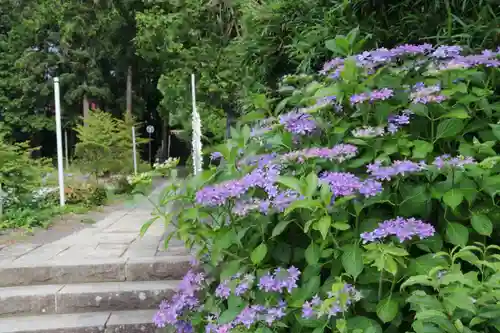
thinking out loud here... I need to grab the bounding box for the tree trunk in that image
[126,65,132,117]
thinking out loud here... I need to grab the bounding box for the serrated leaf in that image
[272,220,291,237]
[442,107,470,119]
[315,215,331,239]
[436,119,465,139]
[218,306,244,324]
[250,243,267,265]
[376,298,399,323]
[443,189,463,210]
[332,221,350,230]
[471,213,492,236]
[305,172,319,197]
[446,222,469,247]
[400,275,435,291]
[276,176,303,194]
[284,199,322,215]
[341,244,364,279]
[305,242,321,265]
[412,140,434,159]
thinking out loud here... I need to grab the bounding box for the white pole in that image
[132,126,138,175]
[167,134,171,159]
[191,74,202,175]
[54,77,65,206]
[64,130,69,169]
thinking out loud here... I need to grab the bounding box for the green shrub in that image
[149,38,500,333]
[65,182,107,207]
[74,110,146,177]
[0,130,51,205]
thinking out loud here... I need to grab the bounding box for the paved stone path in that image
[0,183,185,265]
[0,181,190,333]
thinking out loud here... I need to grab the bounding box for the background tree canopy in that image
[1,0,499,156]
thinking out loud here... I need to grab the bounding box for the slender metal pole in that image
[0,183,3,220]
[64,130,69,169]
[132,126,138,175]
[54,77,65,206]
[167,135,171,159]
[148,133,152,165]
[191,74,202,175]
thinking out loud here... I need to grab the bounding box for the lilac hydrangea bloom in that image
[215,280,231,299]
[352,126,386,138]
[320,172,383,198]
[302,284,362,319]
[282,144,358,163]
[350,88,394,105]
[279,110,317,135]
[431,45,463,58]
[238,153,277,168]
[153,269,205,328]
[387,109,413,134]
[367,160,424,180]
[257,266,301,293]
[210,152,223,160]
[320,57,344,75]
[360,217,435,243]
[432,154,475,169]
[195,164,282,207]
[214,273,255,299]
[391,43,433,56]
[410,83,447,104]
[232,190,303,216]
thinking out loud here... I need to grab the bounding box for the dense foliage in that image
[2,0,500,148]
[149,41,500,333]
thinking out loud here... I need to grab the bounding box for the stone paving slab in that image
[105,310,159,333]
[0,311,111,333]
[0,284,63,316]
[0,255,190,287]
[0,280,179,316]
[0,310,159,333]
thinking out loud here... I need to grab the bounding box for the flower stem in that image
[378,270,384,301]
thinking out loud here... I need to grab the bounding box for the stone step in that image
[0,255,190,287]
[0,309,160,333]
[0,280,179,316]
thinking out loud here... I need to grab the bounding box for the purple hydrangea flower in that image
[196,164,282,207]
[367,160,424,180]
[387,109,413,134]
[279,110,317,135]
[352,126,385,138]
[432,154,475,169]
[350,88,394,105]
[431,45,462,58]
[320,57,344,75]
[282,144,358,163]
[391,43,433,56]
[238,153,277,168]
[257,266,301,293]
[210,152,223,160]
[410,83,447,104]
[320,172,383,198]
[215,280,231,299]
[360,217,436,243]
[302,284,362,319]
[153,269,204,328]
[232,190,303,216]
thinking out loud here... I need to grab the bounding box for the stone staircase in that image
[0,184,189,332]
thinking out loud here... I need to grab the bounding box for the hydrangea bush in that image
[148,38,500,333]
